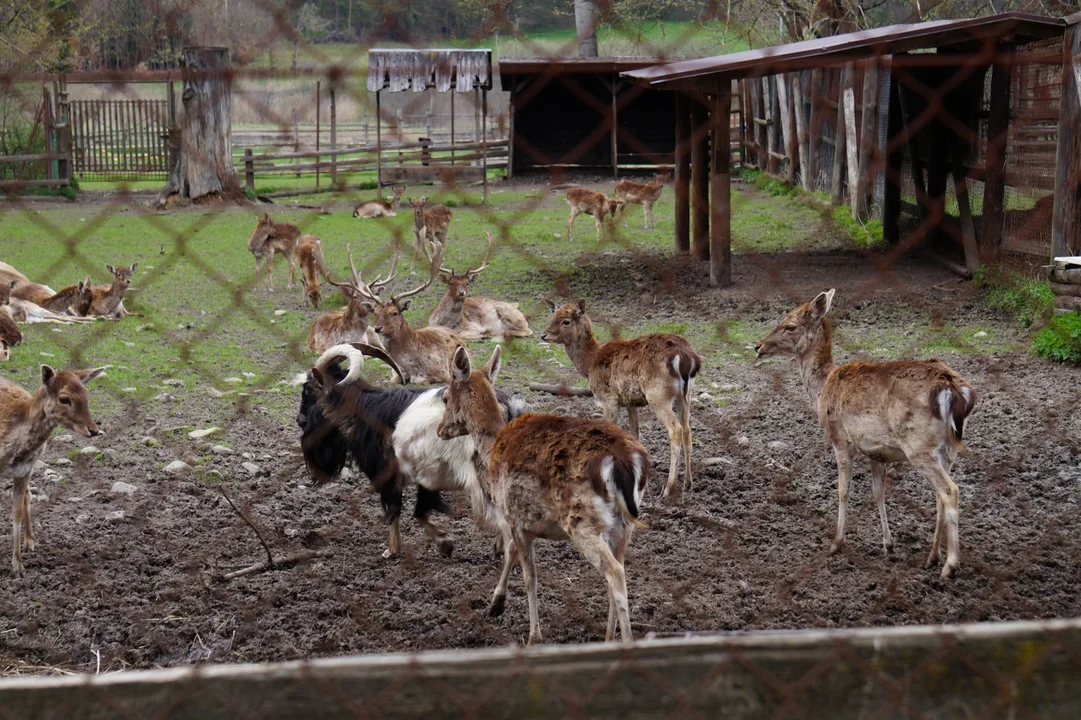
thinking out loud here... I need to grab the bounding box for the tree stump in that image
[158,47,240,207]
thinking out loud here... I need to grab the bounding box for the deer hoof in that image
[487,595,506,617]
[527,631,543,646]
[437,539,454,558]
[381,548,398,560]
[924,551,940,569]
[23,538,35,552]
[941,562,958,579]
[829,540,844,555]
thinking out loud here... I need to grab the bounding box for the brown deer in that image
[566,188,623,241]
[754,290,977,579]
[437,345,650,645]
[0,262,92,315]
[362,242,465,385]
[542,299,701,499]
[409,197,453,267]
[81,263,138,318]
[1,365,106,575]
[295,235,326,308]
[248,213,300,291]
[353,185,406,218]
[0,281,22,361]
[428,232,533,341]
[614,171,671,229]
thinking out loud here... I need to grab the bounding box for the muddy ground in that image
[1,215,1080,674]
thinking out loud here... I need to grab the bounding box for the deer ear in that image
[543,298,558,313]
[810,289,835,319]
[400,299,412,311]
[105,264,116,275]
[574,299,586,317]
[129,262,139,274]
[75,367,107,384]
[41,364,56,388]
[484,345,502,382]
[439,272,451,284]
[8,280,15,290]
[262,213,269,222]
[451,345,471,382]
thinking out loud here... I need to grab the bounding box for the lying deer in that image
[409,197,452,267]
[295,235,326,308]
[566,188,623,241]
[0,282,22,361]
[542,299,701,499]
[79,263,138,318]
[438,345,651,644]
[1,364,105,575]
[614,171,670,229]
[754,290,977,579]
[353,185,406,218]
[428,232,533,342]
[0,262,91,315]
[248,213,300,291]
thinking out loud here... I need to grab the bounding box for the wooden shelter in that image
[499,58,679,177]
[624,13,1073,286]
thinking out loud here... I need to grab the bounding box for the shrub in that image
[1033,312,1081,365]
[974,266,1053,328]
[830,204,883,249]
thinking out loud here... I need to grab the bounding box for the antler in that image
[392,240,444,305]
[324,244,382,304]
[466,232,494,280]
[369,238,400,295]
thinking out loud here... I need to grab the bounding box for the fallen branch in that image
[527,382,594,397]
[218,486,274,567]
[221,549,335,581]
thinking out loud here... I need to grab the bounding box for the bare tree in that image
[574,0,599,57]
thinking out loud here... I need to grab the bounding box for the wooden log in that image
[711,89,732,287]
[1049,266,1081,283]
[792,73,810,191]
[776,73,796,185]
[1052,23,1081,260]
[855,61,879,220]
[843,66,860,214]
[981,44,1014,262]
[691,96,710,261]
[766,77,781,176]
[674,92,691,255]
[831,65,851,204]
[1050,281,1081,297]
[1054,295,1081,311]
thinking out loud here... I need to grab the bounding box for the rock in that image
[273,309,287,316]
[79,446,101,457]
[162,379,185,387]
[241,462,261,476]
[110,481,138,495]
[767,440,791,452]
[736,436,751,447]
[223,377,243,384]
[702,457,735,467]
[122,387,137,393]
[719,384,740,393]
[143,437,159,447]
[75,513,90,525]
[135,323,155,332]
[340,466,355,480]
[30,491,49,503]
[106,511,127,523]
[163,460,192,476]
[154,393,173,402]
[242,372,256,378]
[697,392,715,401]
[33,460,47,472]
[242,452,253,460]
[974,330,988,338]
[207,388,225,398]
[188,427,221,440]
[211,445,234,456]
[181,452,200,467]
[53,458,72,466]
[53,435,74,444]
[103,449,118,461]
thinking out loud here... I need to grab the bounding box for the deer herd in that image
[1,178,982,649]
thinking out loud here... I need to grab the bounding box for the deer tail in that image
[593,449,650,530]
[932,380,977,452]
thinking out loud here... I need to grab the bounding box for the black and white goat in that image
[297,342,525,558]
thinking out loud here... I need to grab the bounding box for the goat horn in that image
[313,344,367,385]
[348,342,407,384]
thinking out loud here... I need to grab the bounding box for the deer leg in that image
[513,529,542,645]
[649,394,684,500]
[11,477,26,576]
[911,454,961,578]
[253,256,262,290]
[626,406,640,438]
[567,208,579,242]
[870,459,893,555]
[926,493,944,568]
[488,526,516,617]
[620,201,629,228]
[605,530,631,642]
[287,252,296,290]
[644,201,652,229]
[265,255,275,292]
[21,487,34,552]
[830,445,854,554]
[571,529,632,644]
[677,391,693,493]
[594,214,603,241]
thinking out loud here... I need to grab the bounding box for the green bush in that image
[974,266,1054,328]
[1033,312,1081,364]
[242,186,258,201]
[830,204,883,249]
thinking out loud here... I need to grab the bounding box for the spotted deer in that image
[428,232,533,341]
[295,235,327,308]
[614,171,670,229]
[754,290,977,579]
[542,299,701,499]
[248,213,300,291]
[566,188,623,241]
[1,365,106,575]
[353,185,406,218]
[437,345,650,645]
[81,263,137,318]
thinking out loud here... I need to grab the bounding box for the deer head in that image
[40,365,106,437]
[653,171,672,185]
[438,232,493,302]
[104,263,138,290]
[755,289,835,360]
[371,241,445,339]
[437,344,501,441]
[541,299,593,347]
[390,185,406,206]
[326,240,399,317]
[409,197,429,223]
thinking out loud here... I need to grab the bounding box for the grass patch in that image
[1033,312,1081,365]
[829,204,883,250]
[974,266,1054,328]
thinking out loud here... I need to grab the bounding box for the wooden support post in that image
[1052,24,1081,259]
[507,82,516,179]
[482,87,488,204]
[739,80,748,167]
[244,148,254,192]
[895,78,928,225]
[882,71,903,245]
[981,44,1013,262]
[808,69,823,188]
[292,108,300,178]
[711,89,732,287]
[450,85,455,165]
[674,93,691,255]
[792,73,810,190]
[375,89,382,190]
[950,144,981,272]
[42,86,54,181]
[777,73,796,184]
[330,85,338,186]
[927,105,950,242]
[755,77,767,170]
[766,77,781,176]
[611,74,618,178]
[315,81,321,190]
[831,65,850,204]
[843,65,860,213]
[691,95,710,261]
[856,61,880,220]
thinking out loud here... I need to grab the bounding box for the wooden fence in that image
[67,99,172,179]
[1,618,1080,719]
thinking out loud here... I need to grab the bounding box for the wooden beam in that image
[950,143,981,272]
[711,89,732,287]
[766,77,781,176]
[754,78,768,170]
[1052,24,1081,259]
[807,69,823,188]
[674,92,691,255]
[843,65,860,214]
[895,78,928,225]
[777,73,796,185]
[883,70,903,245]
[792,73,810,191]
[611,74,618,178]
[981,44,1013,262]
[691,95,710,261]
[831,65,851,205]
[855,61,880,220]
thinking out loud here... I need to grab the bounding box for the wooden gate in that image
[66,99,171,180]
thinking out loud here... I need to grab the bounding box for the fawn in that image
[82,264,138,318]
[353,185,407,218]
[295,235,326,308]
[566,188,623,241]
[248,213,300,291]
[614,171,671,229]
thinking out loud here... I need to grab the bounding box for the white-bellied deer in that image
[1,365,106,575]
[754,290,977,579]
[248,213,300,291]
[566,188,624,241]
[0,282,22,361]
[362,242,466,385]
[428,232,533,341]
[353,185,406,218]
[437,345,650,644]
[82,263,138,318]
[614,171,670,229]
[0,262,92,315]
[542,299,701,499]
[409,197,452,260]
[295,235,326,308]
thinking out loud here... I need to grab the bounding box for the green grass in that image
[1033,312,1081,365]
[973,265,1054,328]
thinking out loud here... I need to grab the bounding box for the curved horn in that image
[348,342,407,385]
[313,344,367,385]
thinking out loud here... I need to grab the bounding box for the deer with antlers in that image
[566,188,624,242]
[754,290,977,579]
[248,213,300,291]
[295,235,327,308]
[354,185,407,219]
[427,232,533,342]
[614,171,670,229]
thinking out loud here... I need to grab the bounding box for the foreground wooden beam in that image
[711,88,732,287]
[691,95,710,260]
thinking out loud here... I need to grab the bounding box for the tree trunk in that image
[157,47,240,207]
[575,0,599,58]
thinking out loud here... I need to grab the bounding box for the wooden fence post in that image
[981,43,1013,261]
[691,95,710,261]
[883,70,903,245]
[807,69,823,188]
[855,61,880,220]
[792,73,810,191]
[777,73,795,184]
[831,66,849,204]
[674,92,691,255]
[755,77,767,170]
[843,64,860,213]
[1052,22,1081,259]
[711,89,732,287]
[244,148,254,192]
[330,85,338,186]
[315,81,321,190]
[766,77,781,176]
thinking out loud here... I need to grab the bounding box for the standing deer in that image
[754,290,977,579]
[1,365,106,575]
[542,299,701,499]
[614,171,670,229]
[353,185,407,218]
[248,213,300,291]
[428,232,533,341]
[566,188,623,241]
[82,263,138,318]
[437,345,651,645]
[295,235,326,308]
[408,197,452,272]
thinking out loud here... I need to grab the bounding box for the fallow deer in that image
[353,185,406,219]
[362,242,466,385]
[437,345,651,645]
[0,263,91,315]
[295,235,326,308]
[81,263,138,319]
[1,365,106,575]
[542,299,701,499]
[566,188,624,241]
[248,213,300,291]
[754,290,977,579]
[428,232,533,341]
[409,197,452,263]
[614,171,671,229]
[0,282,22,361]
